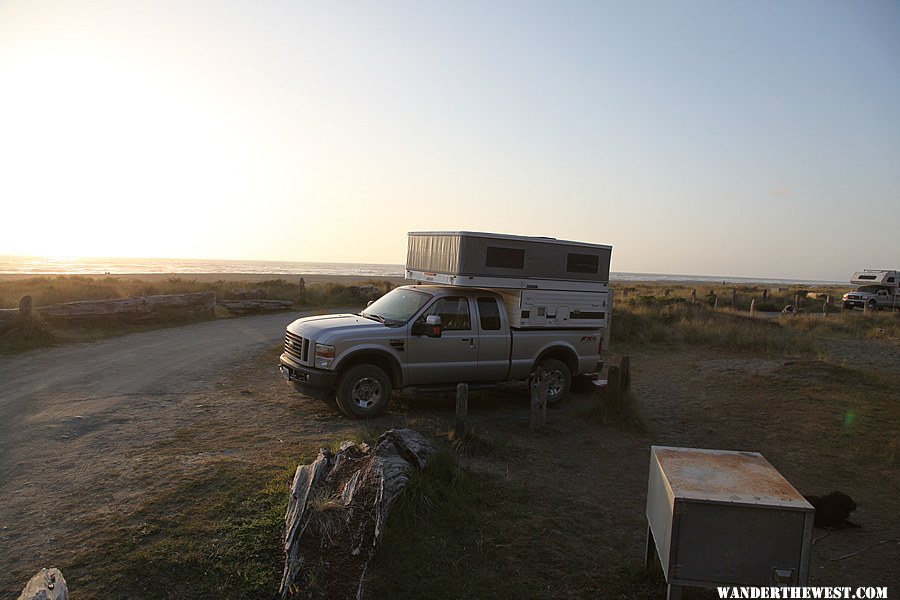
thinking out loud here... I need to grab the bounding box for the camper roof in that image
[850,270,899,286]
[408,231,612,250]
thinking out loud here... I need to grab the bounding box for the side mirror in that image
[367,300,375,307]
[425,315,442,338]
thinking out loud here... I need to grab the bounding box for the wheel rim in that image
[351,377,382,409]
[545,369,565,397]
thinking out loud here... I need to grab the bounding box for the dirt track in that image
[0,311,314,590]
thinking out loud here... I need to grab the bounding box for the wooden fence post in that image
[750,298,756,316]
[713,294,718,309]
[664,289,670,297]
[824,296,830,318]
[690,289,696,304]
[530,369,547,430]
[622,289,628,300]
[298,278,306,303]
[619,356,631,392]
[731,288,737,309]
[607,365,620,404]
[795,293,801,308]
[453,383,468,438]
[762,288,768,301]
[19,295,33,319]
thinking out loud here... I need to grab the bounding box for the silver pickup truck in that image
[279,285,606,418]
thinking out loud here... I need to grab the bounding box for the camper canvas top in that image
[406,231,613,290]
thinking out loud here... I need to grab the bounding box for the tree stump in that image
[17,568,67,600]
[453,383,468,438]
[530,368,548,430]
[619,356,631,392]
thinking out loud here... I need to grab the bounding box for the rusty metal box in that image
[645,446,814,596]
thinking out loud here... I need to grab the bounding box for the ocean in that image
[0,255,842,286]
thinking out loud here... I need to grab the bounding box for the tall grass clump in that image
[611,299,817,355]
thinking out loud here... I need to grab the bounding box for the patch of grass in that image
[0,316,55,353]
[447,427,519,460]
[367,448,663,599]
[62,458,302,600]
[583,391,647,433]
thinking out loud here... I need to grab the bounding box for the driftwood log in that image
[280,429,435,600]
[0,308,20,332]
[219,299,293,314]
[17,568,68,600]
[35,291,215,322]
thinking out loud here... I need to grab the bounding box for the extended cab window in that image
[477,298,502,330]
[421,297,471,330]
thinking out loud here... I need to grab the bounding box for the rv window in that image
[485,246,525,269]
[889,277,895,283]
[567,253,600,274]
[476,298,502,330]
[858,275,877,280]
[420,297,471,331]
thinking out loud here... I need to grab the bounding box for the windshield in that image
[857,286,881,293]
[360,288,432,326]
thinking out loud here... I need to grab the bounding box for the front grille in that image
[284,331,311,364]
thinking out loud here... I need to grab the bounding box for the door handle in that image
[460,338,471,342]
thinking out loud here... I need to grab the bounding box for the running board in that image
[404,383,503,394]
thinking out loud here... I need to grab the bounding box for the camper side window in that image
[421,297,471,331]
[485,246,525,269]
[567,253,599,274]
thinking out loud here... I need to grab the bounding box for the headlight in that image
[315,344,335,369]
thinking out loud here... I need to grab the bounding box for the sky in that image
[0,0,898,281]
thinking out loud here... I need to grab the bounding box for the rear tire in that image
[539,358,571,406]
[335,364,392,418]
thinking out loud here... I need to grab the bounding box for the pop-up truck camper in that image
[280,231,613,418]
[842,269,900,311]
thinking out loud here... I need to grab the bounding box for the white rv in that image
[842,270,900,311]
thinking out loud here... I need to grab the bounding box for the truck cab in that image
[842,270,900,311]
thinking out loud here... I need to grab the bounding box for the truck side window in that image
[423,297,471,331]
[477,298,502,331]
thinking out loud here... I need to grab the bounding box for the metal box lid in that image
[652,446,813,510]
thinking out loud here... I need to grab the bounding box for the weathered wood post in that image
[795,292,801,308]
[863,300,869,316]
[530,368,547,430]
[713,294,718,309]
[690,289,696,304]
[619,356,631,392]
[19,295,33,318]
[606,365,621,404]
[622,289,628,300]
[664,288,670,297]
[750,298,756,316]
[731,288,737,309]
[298,278,306,303]
[824,295,830,318]
[762,288,768,301]
[453,383,468,438]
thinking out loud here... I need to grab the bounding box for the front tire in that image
[539,358,571,406]
[335,364,392,418]
[867,299,877,311]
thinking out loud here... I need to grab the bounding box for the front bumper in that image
[279,353,337,399]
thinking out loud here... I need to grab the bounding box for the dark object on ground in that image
[17,568,68,600]
[805,491,859,528]
[781,304,805,315]
[280,428,435,599]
